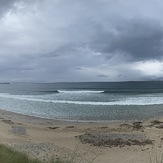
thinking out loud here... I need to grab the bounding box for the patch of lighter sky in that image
[134,60,163,76]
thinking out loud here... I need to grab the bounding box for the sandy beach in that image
[0,109,163,163]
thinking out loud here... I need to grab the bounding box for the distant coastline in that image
[0,82,11,84]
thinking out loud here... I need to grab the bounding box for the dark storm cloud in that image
[41,0,163,62]
[88,18,163,61]
[0,0,15,16]
[1,0,163,82]
[108,19,163,61]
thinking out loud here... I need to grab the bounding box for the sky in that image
[1,0,163,82]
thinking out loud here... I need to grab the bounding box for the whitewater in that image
[0,82,163,121]
[0,92,163,106]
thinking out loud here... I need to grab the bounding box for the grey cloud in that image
[97,74,109,78]
[0,0,15,16]
[1,0,163,82]
[43,0,163,62]
[75,67,85,71]
[109,19,163,61]
[88,18,163,61]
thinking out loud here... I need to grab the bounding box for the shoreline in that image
[0,109,129,125]
[0,108,163,163]
[0,108,160,124]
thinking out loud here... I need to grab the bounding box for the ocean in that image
[0,81,163,121]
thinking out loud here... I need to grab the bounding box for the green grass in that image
[0,144,42,163]
[0,144,72,163]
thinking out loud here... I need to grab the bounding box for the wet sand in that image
[0,109,163,163]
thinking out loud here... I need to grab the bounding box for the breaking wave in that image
[0,93,163,106]
[58,90,104,93]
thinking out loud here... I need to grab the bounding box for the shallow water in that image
[0,82,163,121]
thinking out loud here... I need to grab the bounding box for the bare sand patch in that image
[0,109,162,162]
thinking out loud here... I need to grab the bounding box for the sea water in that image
[0,81,163,121]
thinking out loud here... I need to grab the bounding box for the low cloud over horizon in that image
[1,0,163,82]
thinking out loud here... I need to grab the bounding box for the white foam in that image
[58,90,104,93]
[0,93,163,106]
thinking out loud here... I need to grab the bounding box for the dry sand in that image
[0,109,163,163]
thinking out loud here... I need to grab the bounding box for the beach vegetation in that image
[0,144,42,163]
[0,144,73,163]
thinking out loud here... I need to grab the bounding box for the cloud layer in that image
[1,0,163,82]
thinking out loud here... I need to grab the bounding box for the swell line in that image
[0,93,163,105]
[0,93,163,106]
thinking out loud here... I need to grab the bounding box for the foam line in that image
[0,93,163,105]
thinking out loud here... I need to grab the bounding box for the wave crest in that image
[58,90,104,93]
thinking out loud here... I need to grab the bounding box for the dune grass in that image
[0,144,42,163]
[0,144,73,163]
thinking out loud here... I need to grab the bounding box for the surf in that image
[0,93,163,106]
